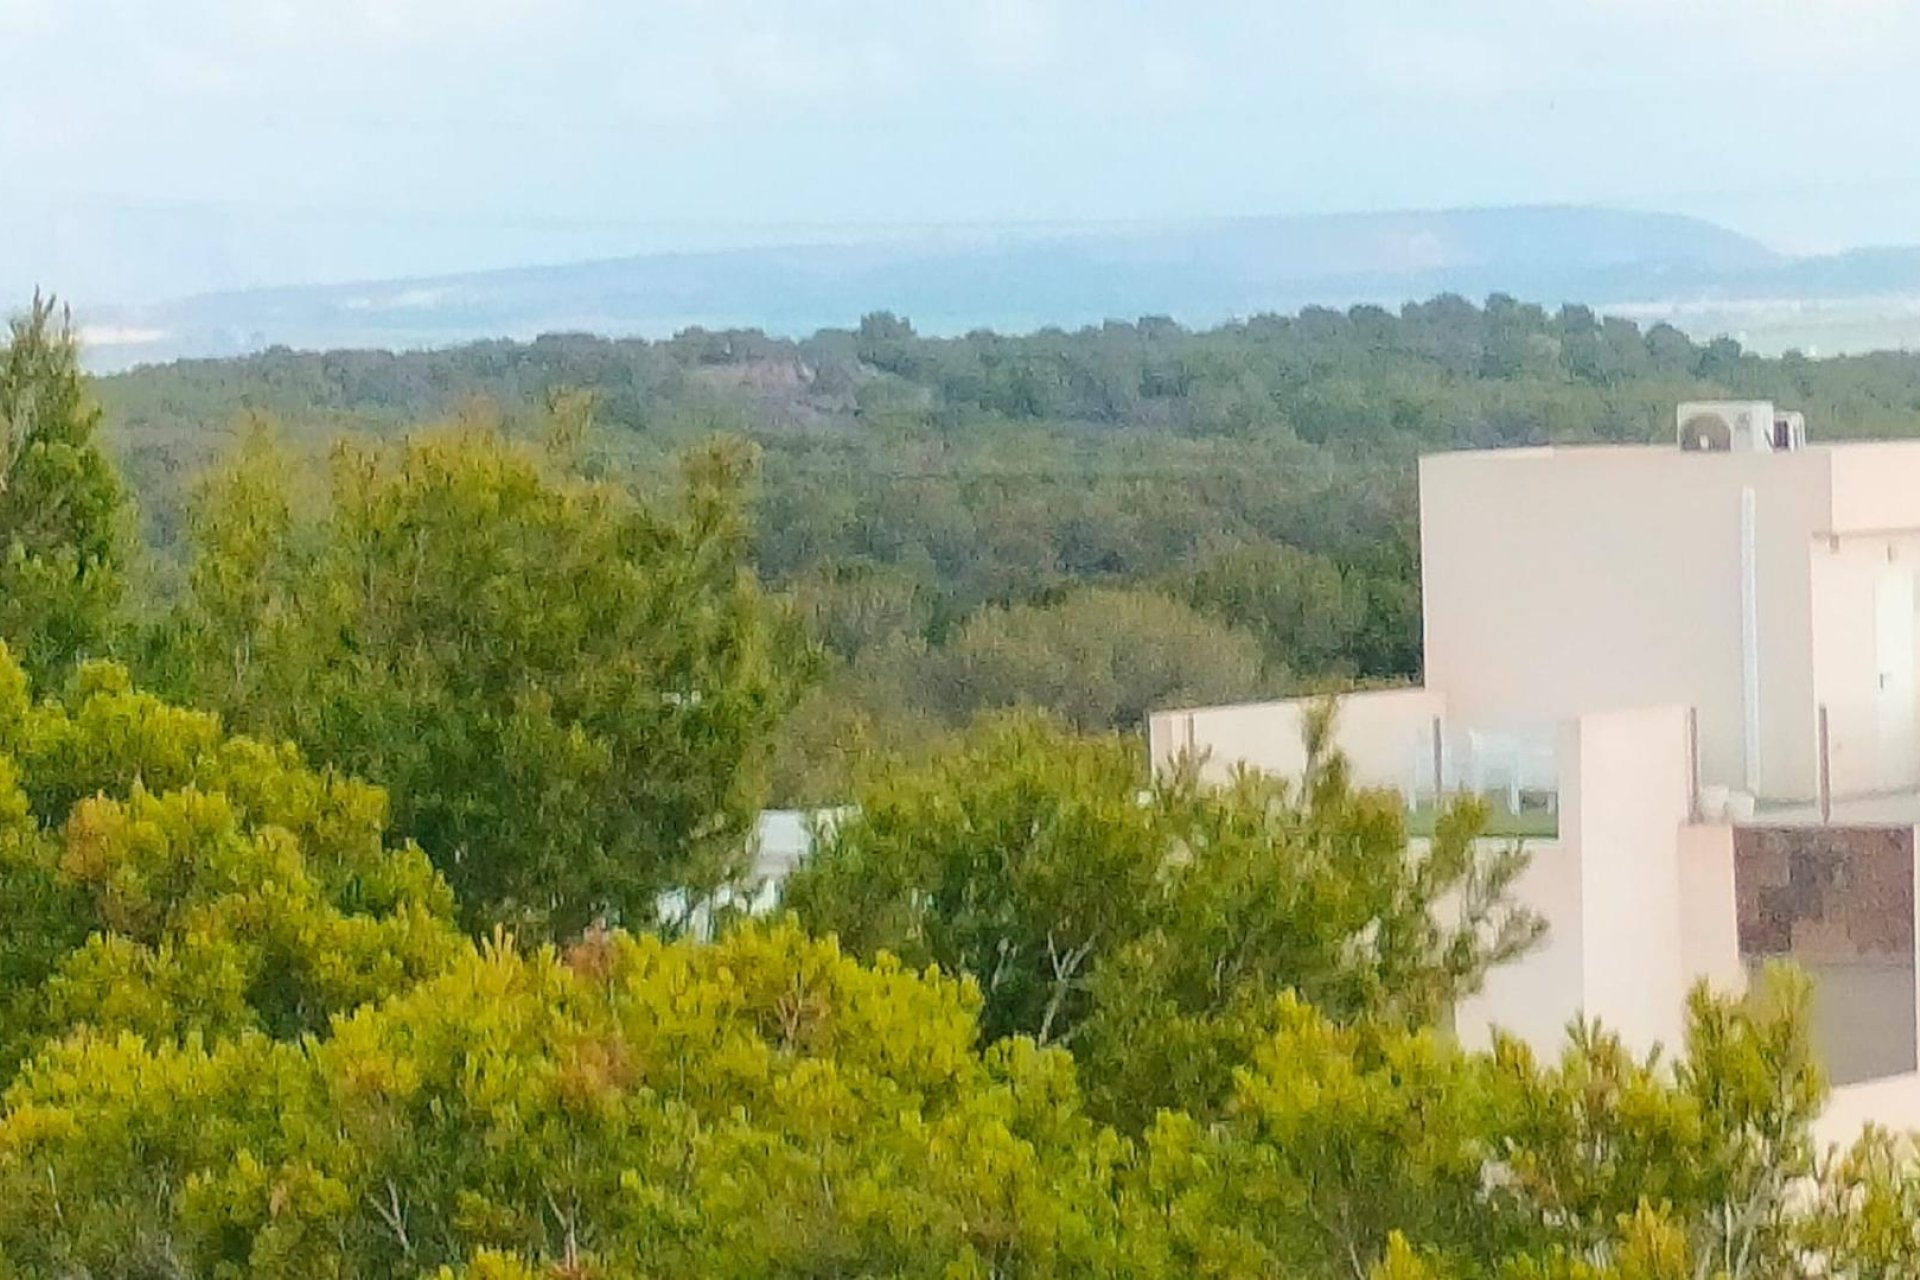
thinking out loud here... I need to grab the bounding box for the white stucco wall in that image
[1147,688,1445,789]
[1676,822,1745,995]
[1452,837,1582,1056]
[1818,1073,1920,1150]
[1809,533,1920,799]
[1421,446,1832,802]
[1827,443,1920,535]
[1810,539,1887,798]
[1563,705,1699,1056]
[1453,708,1734,1063]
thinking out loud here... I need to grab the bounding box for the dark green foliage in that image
[921,587,1274,732]
[103,293,1848,801]
[0,295,127,683]
[103,298,1914,626]
[150,426,811,936]
[103,293,1920,801]
[783,707,1543,1127]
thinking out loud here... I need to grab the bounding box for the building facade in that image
[1421,418,1920,809]
[1149,403,1920,1147]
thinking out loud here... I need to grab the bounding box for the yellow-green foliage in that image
[0,881,1852,1280]
[0,617,1906,1277]
[0,923,1129,1278]
[0,643,459,1066]
[1114,981,1828,1280]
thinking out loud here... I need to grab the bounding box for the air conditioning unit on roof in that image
[1677,401,1805,453]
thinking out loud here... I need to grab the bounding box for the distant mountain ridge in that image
[76,204,1920,370]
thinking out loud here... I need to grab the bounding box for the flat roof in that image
[1420,439,1920,465]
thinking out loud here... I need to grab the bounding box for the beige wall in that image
[1421,446,1832,802]
[1677,822,1745,995]
[1564,705,1699,1054]
[1452,837,1582,1055]
[1811,539,1887,798]
[1148,688,1445,790]
[1455,706,1730,1063]
[1827,443,1920,535]
[1810,533,1920,798]
[1817,1073,1920,1150]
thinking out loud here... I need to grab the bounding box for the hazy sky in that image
[5,0,1919,301]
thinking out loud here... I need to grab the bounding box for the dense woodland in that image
[97,297,1920,801]
[0,293,1915,1273]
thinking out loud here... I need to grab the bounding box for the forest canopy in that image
[98,293,1920,800]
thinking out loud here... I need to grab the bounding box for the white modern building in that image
[1150,402,1920,1146]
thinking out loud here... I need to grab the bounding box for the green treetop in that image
[0,294,128,683]
[782,705,1543,1126]
[157,422,813,936]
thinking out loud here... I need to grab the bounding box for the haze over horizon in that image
[8,0,1920,307]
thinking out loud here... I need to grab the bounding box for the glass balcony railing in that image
[1154,699,1560,839]
[1394,720,1560,839]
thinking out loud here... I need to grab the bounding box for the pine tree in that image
[0,294,126,682]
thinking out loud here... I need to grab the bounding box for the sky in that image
[5,0,1920,303]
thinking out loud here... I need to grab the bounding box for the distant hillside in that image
[79,205,1787,370]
